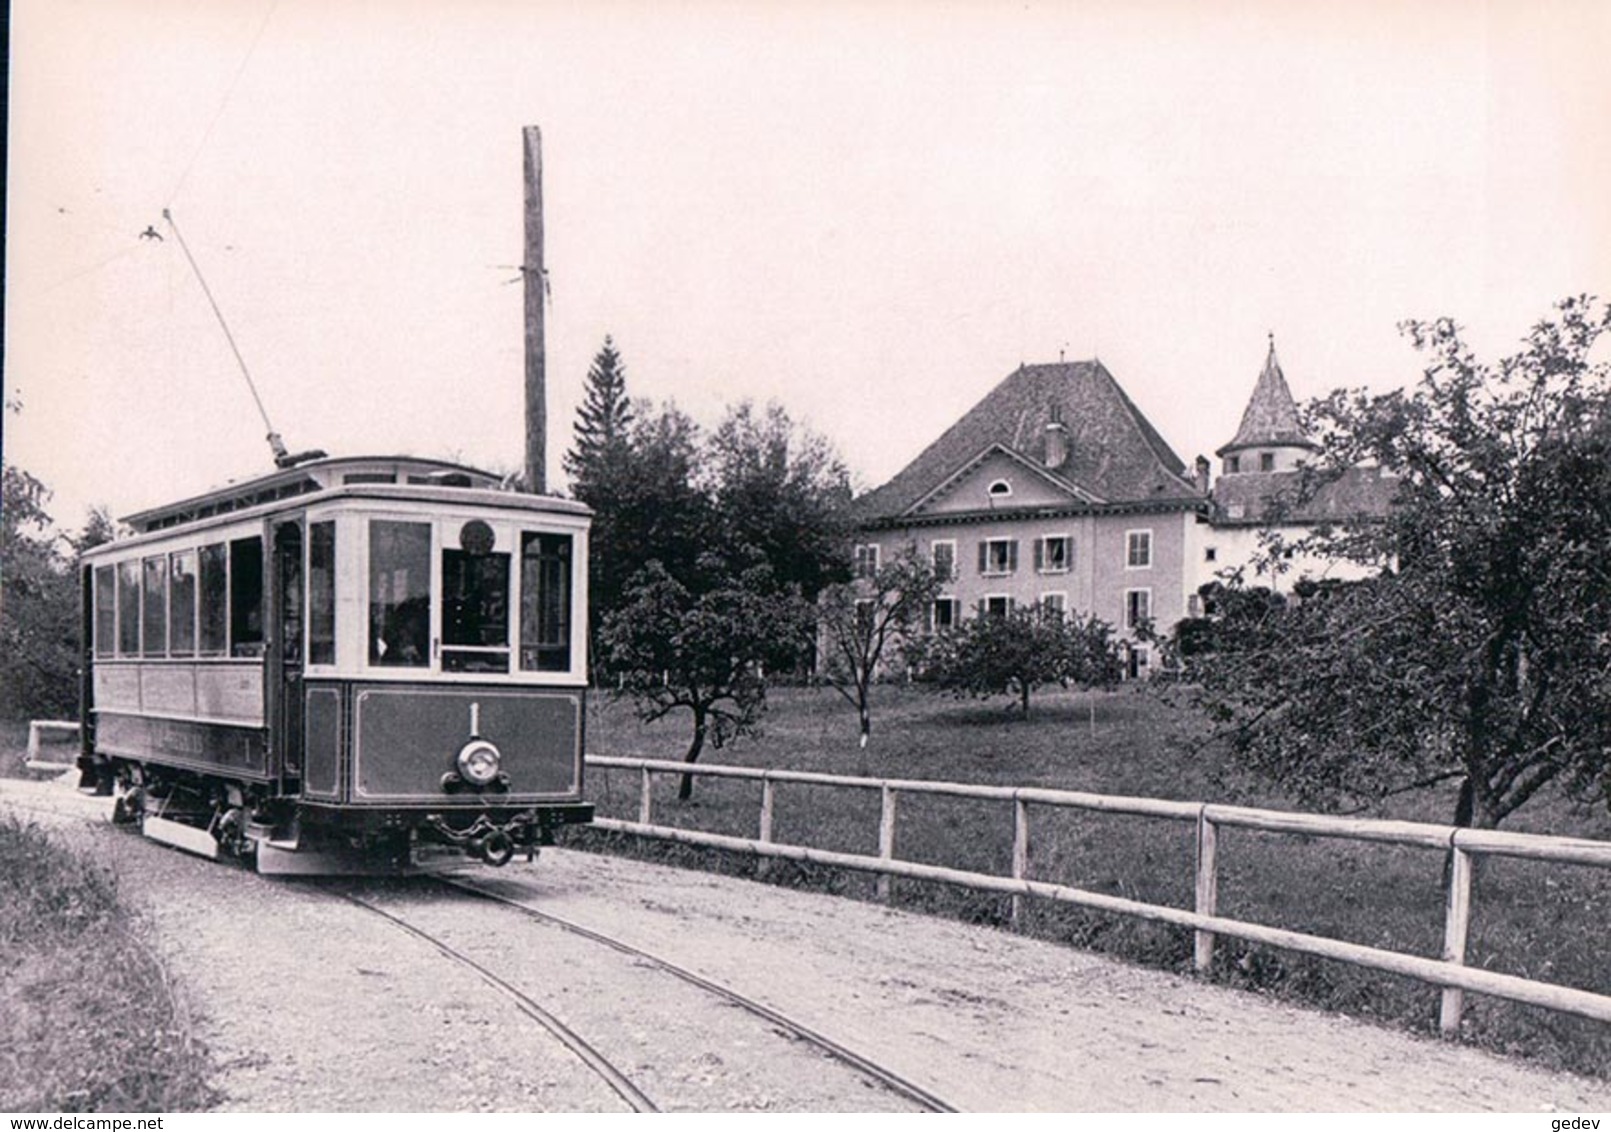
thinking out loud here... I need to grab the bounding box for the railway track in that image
[341,876,958,1113]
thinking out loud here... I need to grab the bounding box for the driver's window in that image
[369,520,431,667]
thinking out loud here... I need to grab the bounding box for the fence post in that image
[1194,808,1219,973]
[638,765,654,826]
[756,777,776,880]
[1011,796,1030,929]
[1440,840,1475,1036]
[877,785,898,904]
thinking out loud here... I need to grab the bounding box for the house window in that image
[988,479,1012,500]
[1127,644,1151,680]
[1187,593,1203,618]
[855,598,876,634]
[1035,534,1072,574]
[984,595,1012,618]
[1126,530,1153,569]
[1040,592,1066,619]
[930,540,956,582]
[1204,546,1218,563]
[1260,452,1276,472]
[1125,588,1152,630]
[854,543,880,579]
[1227,455,1241,474]
[978,538,1018,576]
[928,597,959,633]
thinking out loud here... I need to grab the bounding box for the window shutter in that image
[977,598,987,618]
[977,541,988,574]
[1033,538,1044,570]
[1007,540,1019,572]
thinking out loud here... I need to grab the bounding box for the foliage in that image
[563,335,634,502]
[816,547,941,745]
[913,605,1123,716]
[1,461,79,721]
[598,560,814,798]
[1174,297,1611,827]
[0,815,217,1110]
[706,400,854,604]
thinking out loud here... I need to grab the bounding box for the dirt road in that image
[4,776,1609,1111]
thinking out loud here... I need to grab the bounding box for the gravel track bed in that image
[4,776,1609,1111]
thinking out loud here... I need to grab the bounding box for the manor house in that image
[850,342,1395,675]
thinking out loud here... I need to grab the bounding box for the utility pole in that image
[523,125,547,494]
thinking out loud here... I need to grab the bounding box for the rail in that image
[584,755,1611,1035]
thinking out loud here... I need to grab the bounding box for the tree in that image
[706,400,854,604]
[1176,297,1611,828]
[816,548,941,746]
[600,560,814,799]
[578,400,714,622]
[563,335,634,501]
[1,425,111,720]
[916,604,1123,717]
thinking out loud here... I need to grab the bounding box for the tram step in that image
[142,815,220,860]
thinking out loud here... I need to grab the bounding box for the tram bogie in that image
[77,455,593,874]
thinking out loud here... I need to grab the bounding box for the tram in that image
[76,454,593,873]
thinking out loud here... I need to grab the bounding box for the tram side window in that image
[94,566,116,659]
[369,520,430,667]
[141,556,168,657]
[442,545,510,674]
[116,561,141,656]
[169,550,197,657]
[230,537,264,657]
[198,544,228,656]
[308,522,336,666]
[519,532,572,673]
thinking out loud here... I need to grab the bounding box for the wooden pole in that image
[523,126,547,494]
[1439,844,1474,1036]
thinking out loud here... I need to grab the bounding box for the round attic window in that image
[988,479,1013,498]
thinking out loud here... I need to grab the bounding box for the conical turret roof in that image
[1216,338,1317,457]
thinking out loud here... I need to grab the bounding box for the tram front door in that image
[270,520,304,785]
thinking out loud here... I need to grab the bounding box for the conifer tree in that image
[563,335,634,499]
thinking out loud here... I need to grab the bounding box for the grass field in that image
[570,682,1611,1080]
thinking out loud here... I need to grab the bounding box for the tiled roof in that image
[1211,466,1398,526]
[854,360,1202,523]
[1216,341,1317,456]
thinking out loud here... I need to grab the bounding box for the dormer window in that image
[988,479,1012,500]
[1226,455,1241,474]
[1260,452,1276,472]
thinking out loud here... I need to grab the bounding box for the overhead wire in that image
[165,0,279,209]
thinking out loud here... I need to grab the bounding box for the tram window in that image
[116,561,140,656]
[94,566,115,659]
[442,544,511,674]
[169,550,197,657]
[369,520,430,667]
[230,537,264,657]
[198,544,228,656]
[519,532,571,673]
[142,556,168,657]
[308,522,337,666]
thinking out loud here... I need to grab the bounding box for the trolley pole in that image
[523,125,547,495]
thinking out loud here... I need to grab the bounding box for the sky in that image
[6,0,1610,532]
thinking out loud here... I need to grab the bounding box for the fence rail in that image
[584,755,1611,1034]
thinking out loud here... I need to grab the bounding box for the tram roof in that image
[119,455,588,535]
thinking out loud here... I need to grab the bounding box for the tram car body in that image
[76,456,593,873]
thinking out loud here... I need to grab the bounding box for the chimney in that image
[523,126,546,494]
[1194,455,1211,493]
[1044,406,1069,470]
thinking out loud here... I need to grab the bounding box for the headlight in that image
[456,739,502,786]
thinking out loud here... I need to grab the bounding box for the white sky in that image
[6,0,1609,531]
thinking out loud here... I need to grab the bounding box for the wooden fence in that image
[585,755,1611,1035]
